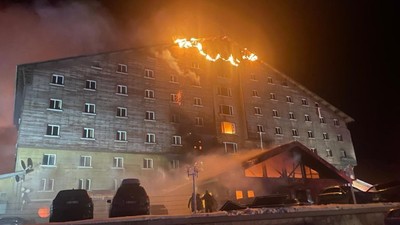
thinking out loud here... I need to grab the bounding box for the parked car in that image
[0,217,33,225]
[108,178,150,218]
[248,194,300,208]
[384,208,400,225]
[317,185,374,204]
[49,189,93,222]
[368,180,400,202]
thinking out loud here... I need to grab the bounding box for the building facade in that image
[12,43,356,216]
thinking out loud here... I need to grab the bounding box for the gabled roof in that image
[242,141,351,183]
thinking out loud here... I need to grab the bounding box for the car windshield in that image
[114,185,147,199]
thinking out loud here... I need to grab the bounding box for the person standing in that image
[188,193,203,213]
[202,190,215,213]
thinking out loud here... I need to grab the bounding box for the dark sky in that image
[0,0,398,182]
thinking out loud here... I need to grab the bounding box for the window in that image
[224,142,238,153]
[85,80,96,90]
[170,160,180,169]
[143,158,153,169]
[320,117,326,124]
[145,89,155,99]
[117,85,127,95]
[172,136,182,145]
[51,74,64,85]
[170,75,178,83]
[79,156,92,167]
[219,105,233,115]
[194,97,202,106]
[39,178,54,191]
[171,114,180,123]
[267,77,273,84]
[337,134,343,141]
[236,190,243,200]
[83,128,95,139]
[310,148,317,154]
[78,179,91,190]
[113,157,123,168]
[286,96,293,103]
[170,94,178,103]
[323,132,329,140]
[257,125,265,133]
[146,133,156,143]
[307,131,314,138]
[254,107,262,115]
[292,129,299,137]
[49,99,62,110]
[116,131,127,141]
[42,154,56,166]
[145,111,155,121]
[289,112,296,120]
[333,119,340,126]
[144,69,154,78]
[218,73,231,79]
[192,62,200,69]
[92,61,101,69]
[195,117,204,126]
[84,103,95,114]
[252,90,259,97]
[250,74,257,80]
[301,98,309,106]
[217,86,232,96]
[275,127,282,135]
[46,124,60,136]
[192,75,201,86]
[270,93,276,100]
[340,150,347,158]
[281,79,288,87]
[116,107,127,117]
[117,64,128,73]
[305,114,311,122]
[221,122,236,134]
[272,109,279,117]
[326,149,333,157]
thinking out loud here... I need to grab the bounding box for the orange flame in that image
[174,37,257,66]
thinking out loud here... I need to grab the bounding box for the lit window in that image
[194,97,202,106]
[292,129,299,137]
[49,99,62,110]
[257,125,265,133]
[79,156,92,167]
[275,127,282,135]
[42,154,56,166]
[323,132,329,140]
[51,74,64,85]
[78,179,91,190]
[286,96,293,103]
[170,75,178,83]
[337,134,343,141]
[84,103,95,114]
[195,117,204,126]
[145,111,155,121]
[172,136,182,145]
[117,85,127,95]
[308,131,314,138]
[252,90,259,97]
[143,158,153,169]
[254,107,262,115]
[46,124,60,136]
[116,107,127,117]
[289,112,295,120]
[117,64,128,73]
[85,80,96,90]
[146,133,156,143]
[236,190,243,200]
[219,105,233,115]
[221,122,236,134]
[334,119,340,126]
[247,190,255,198]
[224,142,238,153]
[145,89,155,99]
[170,160,180,169]
[113,157,123,168]
[39,178,54,192]
[116,131,127,141]
[301,98,309,106]
[267,77,273,84]
[83,128,95,139]
[217,86,232,96]
[270,93,276,100]
[305,114,311,122]
[144,69,154,78]
[326,149,333,157]
[272,109,279,117]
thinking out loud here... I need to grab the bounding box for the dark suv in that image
[49,189,93,222]
[317,185,374,204]
[108,179,150,218]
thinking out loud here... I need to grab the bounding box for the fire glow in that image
[174,37,258,67]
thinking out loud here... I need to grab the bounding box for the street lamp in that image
[187,162,200,213]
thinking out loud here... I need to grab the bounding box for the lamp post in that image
[187,163,200,213]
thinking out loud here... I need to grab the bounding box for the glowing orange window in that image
[247,190,255,198]
[221,122,236,134]
[236,190,243,199]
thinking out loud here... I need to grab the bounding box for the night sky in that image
[0,0,398,183]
